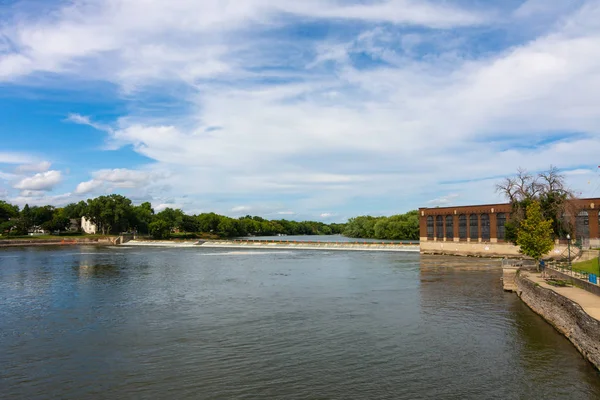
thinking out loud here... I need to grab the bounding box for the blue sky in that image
[1,0,600,222]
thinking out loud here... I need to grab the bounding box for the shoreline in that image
[508,270,600,370]
[0,237,118,247]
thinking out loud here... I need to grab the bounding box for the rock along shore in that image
[509,270,600,370]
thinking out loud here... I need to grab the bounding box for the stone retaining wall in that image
[546,269,600,297]
[515,272,600,370]
[421,240,569,258]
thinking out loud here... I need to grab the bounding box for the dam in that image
[124,238,420,252]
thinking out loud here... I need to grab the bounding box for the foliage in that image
[497,166,575,243]
[149,219,171,239]
[0,200,19,221]
[546,279,571,287]
[85,194,135,234]
[343,211,419,240]
[0,194,347,239]
[132,202,154,234]
[516,201,555,262]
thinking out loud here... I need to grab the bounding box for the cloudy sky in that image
[1,0,600,221]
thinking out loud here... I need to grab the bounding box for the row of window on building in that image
[426,213,505,241]
[426,211,596,241]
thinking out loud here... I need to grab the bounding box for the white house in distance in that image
[81,217,97,234]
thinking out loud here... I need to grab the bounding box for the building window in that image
[576,210,589,239]
[481,214,490,241]
[446,215,453,239]
[470,214,479,240]
[459,214,467,240]
[426,216,434,239]
[436,216,443,239]
[497,213,506,241]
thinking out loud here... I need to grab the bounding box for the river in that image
[1,245,599,399]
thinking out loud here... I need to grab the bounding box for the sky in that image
[1,0,600,222]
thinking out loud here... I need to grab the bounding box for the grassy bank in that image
[573,258,600,275]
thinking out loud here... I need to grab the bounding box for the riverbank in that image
[124,239,420,252]
[0,236,118,247]
[511,270,600,370]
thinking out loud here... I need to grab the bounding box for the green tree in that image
[62,201,88,219]
[155,208,184,232]
[84,194,134,234]
[132,202,154,234]
[517,201,554,268]
[180,215,199,233]
[149,219,171,239]
[0,200,19,221]
[41,214,70,233]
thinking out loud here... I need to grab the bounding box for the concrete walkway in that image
[527,273,600,320]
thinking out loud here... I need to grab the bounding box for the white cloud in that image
[231,206,252,213]
[9,192,74,208]
[66,113,113,133]
[19,190,46,197]
[0,152,36,164]
[2,1,600,219]
[74,168,165,195]
[428,194,460,206]
[14,170,62,191]
[15,161,52,174]
[75,179,102,195]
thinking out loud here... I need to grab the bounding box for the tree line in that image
[1,194,422,240]
[0,194,346,239]
[342,210,420,240]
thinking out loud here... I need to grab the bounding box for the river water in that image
[1,245,599,399]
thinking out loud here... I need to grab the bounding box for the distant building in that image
[81,217,97,234]
[68,219,81,232]
[419,198,600,256]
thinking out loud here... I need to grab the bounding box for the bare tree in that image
[497,166,577,241]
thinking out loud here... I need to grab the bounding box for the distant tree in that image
[155,208,184,232]
[84,194,134,234]
[0,200,18,218]
[132,202,154,234]
[517,201,554,269]
[62,201,88,219]
[180,215,199,233]
[149,219,171,239]
[197,213,221,233]
[41,214,70,233]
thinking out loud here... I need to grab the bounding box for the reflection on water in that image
[1,247,599,399]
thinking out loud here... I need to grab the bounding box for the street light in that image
[567,234,571,273]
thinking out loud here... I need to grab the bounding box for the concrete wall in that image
[420,240,569,258]
[515,272,600,370]
[546,269,600,297]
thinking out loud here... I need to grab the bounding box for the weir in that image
[125,239,420,252]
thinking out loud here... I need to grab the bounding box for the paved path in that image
[527,273,600,320]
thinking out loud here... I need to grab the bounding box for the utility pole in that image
[567,234,571,274]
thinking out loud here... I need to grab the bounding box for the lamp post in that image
[567,234,571,274]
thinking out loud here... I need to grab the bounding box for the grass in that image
[546,279,571,287]
[572,257,600,275]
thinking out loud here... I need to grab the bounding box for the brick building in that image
[418,198,600,256]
